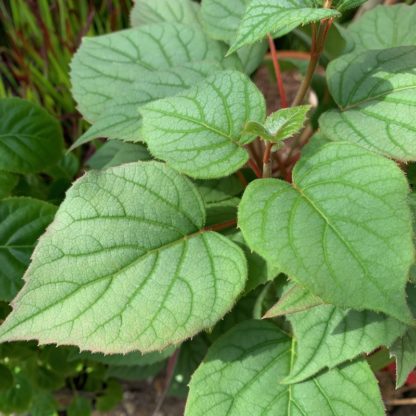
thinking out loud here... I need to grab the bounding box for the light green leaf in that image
[246,105,311,143]
[201,0,249,42]
[131,0,201,27]
[239,142,414,322]
[301,132,332,159]
[228,0,340,55]
[0,98,64,174]
[201,0,267,74]
[0,162,247,353]
[0,197,57,302]
[263,283,323,318]
[236,42,268,75]
[140,70,266,179]
[87,141,151,170]
[320,46,416,161]
[186,320,385,416]
[73,61,223,147]
[348,5,416,51]
[70,23,240,123]
[0,172,18,199]
[285,302,406,383]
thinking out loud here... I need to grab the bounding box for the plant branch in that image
[267,34,288,108]
[204,219,237,232]
[248,158,262,178]
[291,7,333,107]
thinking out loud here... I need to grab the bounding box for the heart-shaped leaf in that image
[285,299,406,383]
[0,197,57,302]
[320,46,416,161]
[0,162,247,353]
[239,142,414,322]
[186,320,385,416]
[140,70,266,178]
[70,22,240,123]
[0,99,64,174]
[347,5,416,51]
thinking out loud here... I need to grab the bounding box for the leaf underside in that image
[0,162,247,353]
[239,142,414,322]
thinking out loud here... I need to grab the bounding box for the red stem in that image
[248,158,262,178]
[267,34,288,109]
[204,219,237,232]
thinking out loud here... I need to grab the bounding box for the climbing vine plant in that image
[1,0,416,414]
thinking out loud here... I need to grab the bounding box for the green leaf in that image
[263,283,323,318]
[320,46,416,161]
[96,379,123,412]
[390,284,416,388]
[332,0,366,12]
[170,336,209,397]
[45,153,79,181]
[201,0,267,74]
[347,5,416,51]
[67,396,92,416]
[229,231,281,294]
[391,328,416,388]
[0,162,247,353]
[87,141,151,170]
[0,374,32,415]
[228,0,340,55]
[301,132,332,159]
[0,365,13,390]
[74,62,223,147]
[30,391,58,416]
[140,70,266,179]
[285,302,406,383]
[201,0,248,42]
[0,98,64,174]
[196,175,243,205]
[69,346,175,366]
[0,197,57,301]
[246,105,311,143]
[71,23,240,123]
[0,171,18,199]
[106,361,165,381]
[186,320,385,416]
[131,0,201,27]
[264,106,310,141]
[238,142,414,322]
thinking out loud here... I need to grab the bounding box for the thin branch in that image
[267,34,288,108]
[204,219,237,232]
[248,158,262,178]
